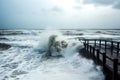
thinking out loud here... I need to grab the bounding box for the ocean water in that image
[0,29,120,80]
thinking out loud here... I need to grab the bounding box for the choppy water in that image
[0,29,120,80]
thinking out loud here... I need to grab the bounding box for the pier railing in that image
[78,38,120,80]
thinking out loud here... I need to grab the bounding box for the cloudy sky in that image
[0,0,120,29]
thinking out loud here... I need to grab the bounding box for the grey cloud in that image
[83,0,115,5]
[75,0,82,3]
[83,0,120,9]
[74,6,81,10]
[113,1,120,9]
[51,6,62,12]
[41,6,62,13]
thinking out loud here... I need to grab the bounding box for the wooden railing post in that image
[84,40,86,49]
[86,43,88,51]
[94,40,96,47]
[99,40,101,49]
[90,46,92,54]
[105,40,107,53]
[113,59,118,80]
[96,49,100,63]
[117,42,119,57]
[84,42,86,49]
[111,41,113,55]
[93,47,95,57]
[103,53,106,71]
[87,40,89,51]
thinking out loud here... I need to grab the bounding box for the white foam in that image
[0,30,105,80]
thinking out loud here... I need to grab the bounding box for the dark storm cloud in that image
[83,0,120,9]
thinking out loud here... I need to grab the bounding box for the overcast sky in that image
[0,0,120,29]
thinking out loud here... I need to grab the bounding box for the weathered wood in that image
[86,43,88,51]
[113,59,118,80]
[90,46,92,54]
[105,41,107,53]
[94,40,96,47]
[111,41,113,55]
[99,40,101,49]
[96,49,100,63]
[93,47,95,57]
[85,40,86,48]
[84,43,86,49]
[103,53,106,71]
[87,40,89,51]
[117,42,119,57]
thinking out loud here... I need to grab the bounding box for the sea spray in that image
[34,30,68,57]
[20,30,104,80]
[0,30,104,80]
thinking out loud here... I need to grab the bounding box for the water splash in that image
[0,30,104,80]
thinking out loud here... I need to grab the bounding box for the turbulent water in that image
[0,29,120,80]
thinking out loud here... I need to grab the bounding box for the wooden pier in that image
[78,38,120,80]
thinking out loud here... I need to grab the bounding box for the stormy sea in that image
[0,29,120,80]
